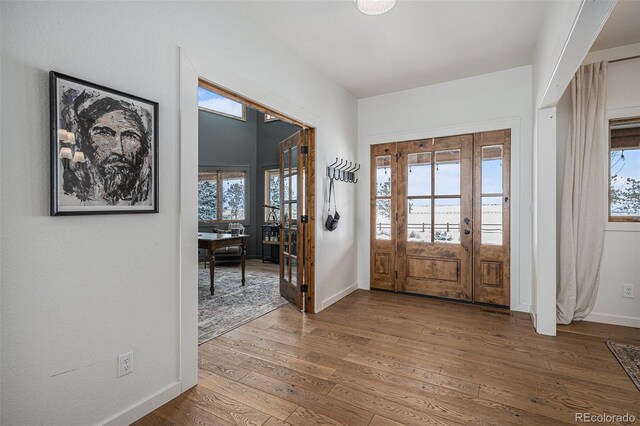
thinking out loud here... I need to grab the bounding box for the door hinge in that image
[301,145,308,155]
[301,215,308,223]
[395,271,398,279]
[301,284,308,293]
[395,212,398,221]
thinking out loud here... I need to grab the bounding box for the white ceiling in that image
[232,1,551,98]
[590,0,640,52]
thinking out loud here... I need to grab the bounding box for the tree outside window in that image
[609,118,640,221]
[198,170,248,223]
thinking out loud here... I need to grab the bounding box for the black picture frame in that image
[50,71,159,215]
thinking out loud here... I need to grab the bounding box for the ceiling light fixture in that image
[352,0,397,16]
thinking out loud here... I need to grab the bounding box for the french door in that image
[279,130,306,310]
[370,130,511,306]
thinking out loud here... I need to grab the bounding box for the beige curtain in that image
[557,61,608,325]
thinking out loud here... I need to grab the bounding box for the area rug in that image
[198,266,288,344]
[607,339,640,391]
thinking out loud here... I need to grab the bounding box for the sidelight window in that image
[374,155,393,240]
[480,145,504,245]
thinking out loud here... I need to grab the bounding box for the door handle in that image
[464,229,471,235]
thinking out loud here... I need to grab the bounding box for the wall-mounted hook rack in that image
[327,157,360,184]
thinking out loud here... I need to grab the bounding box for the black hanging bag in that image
[325,178,340,231]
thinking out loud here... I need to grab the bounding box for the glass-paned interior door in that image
[279,131,305,310]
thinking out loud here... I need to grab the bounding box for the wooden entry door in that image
[279,130,306,310]
[397,135,474,300]
[370,130,511,306]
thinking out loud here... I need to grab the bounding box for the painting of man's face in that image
[51,72,158,215]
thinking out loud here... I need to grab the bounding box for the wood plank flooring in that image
[135,290,640,426]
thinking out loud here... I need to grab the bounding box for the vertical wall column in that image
[532,107,557,336]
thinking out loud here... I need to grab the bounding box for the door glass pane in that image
[283,228,290,254]
[408,152,431,196]
[407,198,432,242]
[434,198,460,243]
[283,149,290,171]
[291,146,298,169]
[291,258,298,287]
[283,175,290,202]
[222,172,245,220]
[291,202,298,221]
[482,196,503,245]
[291,227,298,256]
[435,150,460,195]
[291,174,298,200]
[285,255,291,283]
[376,156,392,197]
[375,199,392,240]
[482,145,503,194]
[284,203,291,226]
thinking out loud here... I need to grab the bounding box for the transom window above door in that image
[198,85,246,121]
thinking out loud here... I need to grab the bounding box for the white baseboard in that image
[510,303,531,314]
[530,311,537,328]
[584,312,640,328]
[321,282,359,311]
[101,381,181,426]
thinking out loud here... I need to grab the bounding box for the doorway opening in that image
[196,78,315,345]
[370,130,511,306]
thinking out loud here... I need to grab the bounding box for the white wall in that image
[0,2,357,424]
[357,66,533,313]
[555,44,640,328]
[529,0,615,335]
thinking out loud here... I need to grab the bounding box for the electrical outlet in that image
[622,284,634,299]
[118,351,133,378]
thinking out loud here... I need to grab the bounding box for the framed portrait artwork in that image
[50,71,159,215]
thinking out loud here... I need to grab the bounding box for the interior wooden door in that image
[279,130,305,310]
[396,135,474,300]
[370,143,397,290]
[472,130,510,305]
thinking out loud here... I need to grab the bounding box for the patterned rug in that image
[198,266,288,344]
[607,339,640,391]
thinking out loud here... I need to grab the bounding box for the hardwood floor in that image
[135,290,640,425]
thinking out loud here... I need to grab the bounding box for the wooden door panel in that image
[406,257,458,281]
[374,253,391,275]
